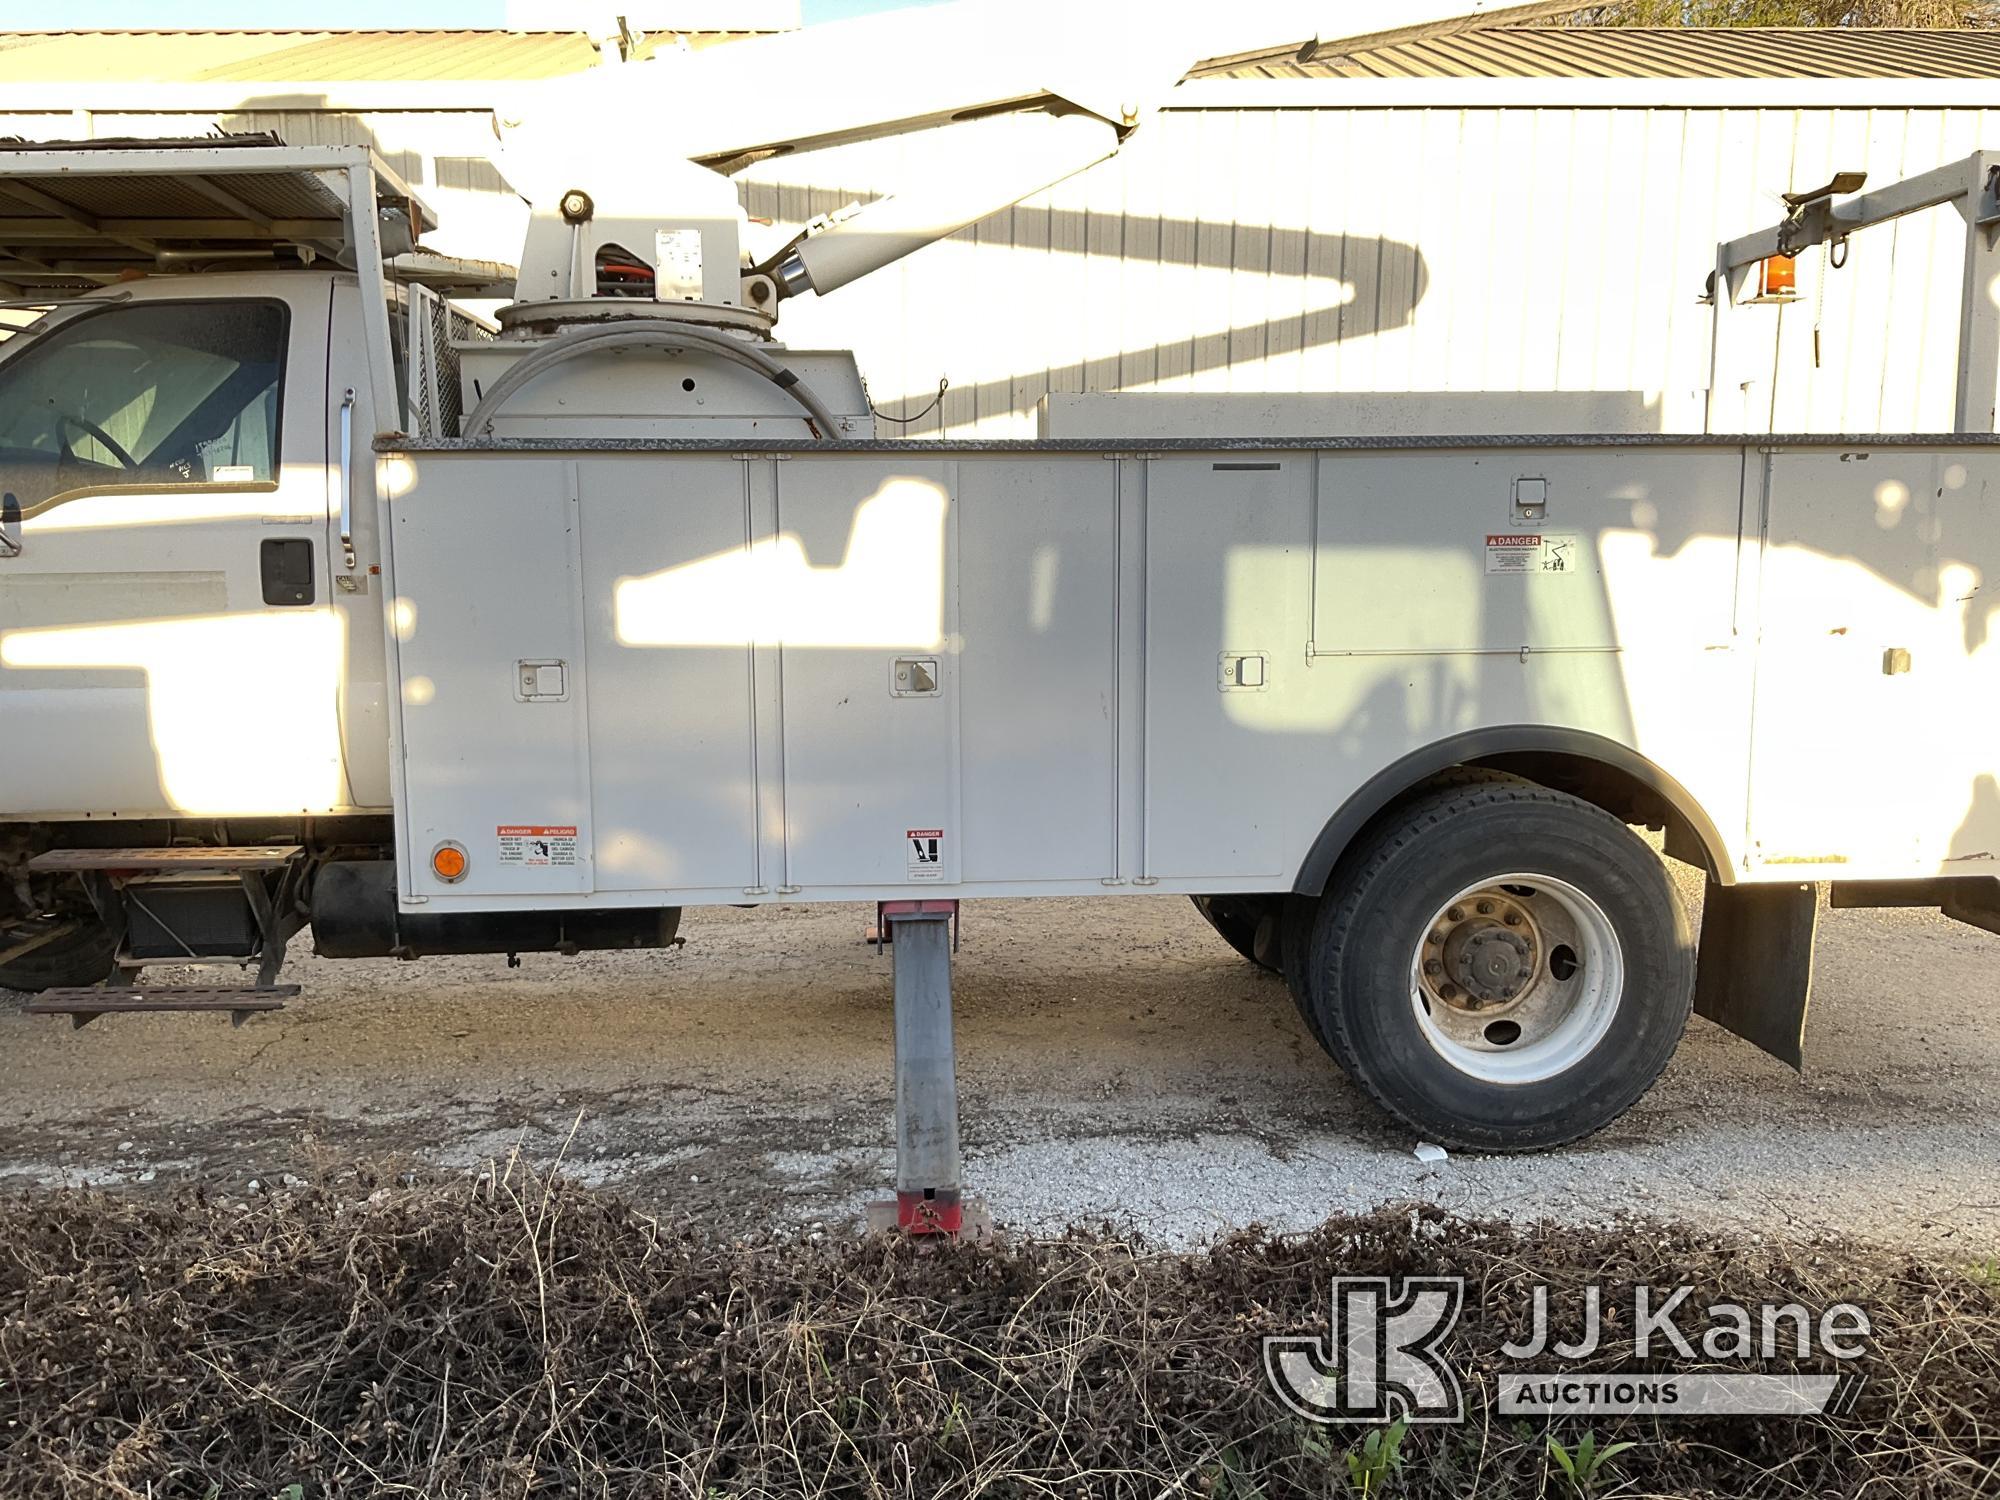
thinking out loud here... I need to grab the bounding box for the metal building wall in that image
[4,92,1996,437]
[741,99,2000,437]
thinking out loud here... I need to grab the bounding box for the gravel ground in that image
[2,868,1996,1256]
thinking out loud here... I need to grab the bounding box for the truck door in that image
[0,287,345,818]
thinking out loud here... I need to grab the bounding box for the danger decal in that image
[497,825,578,867]
[1485,533,1580,576]
[906,829,945,883]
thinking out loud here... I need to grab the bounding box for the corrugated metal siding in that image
[7,24,1992,86]
[1242,27,2000,80]
[741,104,1998,437]
[0,29,771,84]
[200,33,599,82]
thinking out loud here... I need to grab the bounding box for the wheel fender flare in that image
[1290,726,1734,897]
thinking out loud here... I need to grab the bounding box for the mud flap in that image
[1942,884,2000,936]
[1693,881,1817,1071]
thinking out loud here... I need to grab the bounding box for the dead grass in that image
[0,1160,1994,1498]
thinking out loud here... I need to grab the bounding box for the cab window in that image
[0,299,287,514]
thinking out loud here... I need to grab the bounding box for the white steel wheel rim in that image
[1408,872,1625,1085]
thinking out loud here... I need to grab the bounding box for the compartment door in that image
[578,456,760,896]
[1145,454,1314,881]
[1748,450,1995,875]
[776,457,955,890]
[390,454,594,898]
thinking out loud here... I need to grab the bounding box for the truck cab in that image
[0,270,393,821]
[0,143,512,997]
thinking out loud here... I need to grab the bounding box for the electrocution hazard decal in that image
[906,829,945,882]
[1485,533,1580,575]
[498,825,578,867]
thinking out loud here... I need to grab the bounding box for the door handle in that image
[0,492,20,557]
[337,386,356,571]
[261,538,316,606]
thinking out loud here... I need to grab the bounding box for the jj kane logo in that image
[1266,1277,1869,1423]
[1265,1278,1466,1425]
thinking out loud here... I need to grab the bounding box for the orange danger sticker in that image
[497,825,578,867]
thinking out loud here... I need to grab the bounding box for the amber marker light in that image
[1754,254,1798,302]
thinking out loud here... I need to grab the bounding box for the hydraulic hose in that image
[461,318,841,439]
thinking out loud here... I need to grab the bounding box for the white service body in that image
[377,432,2000,911]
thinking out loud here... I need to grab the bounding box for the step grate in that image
[25,985,299,1029]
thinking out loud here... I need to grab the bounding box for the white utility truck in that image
[0,2,1996,1168]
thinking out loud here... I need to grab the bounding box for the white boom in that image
[499,0,1583,313]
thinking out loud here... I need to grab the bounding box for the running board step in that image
[25,985,299,1029]
[27,846,302,873]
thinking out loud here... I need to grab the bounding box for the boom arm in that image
[501,0,1583,311]
[660,0,1583,167]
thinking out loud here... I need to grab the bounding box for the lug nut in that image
[1476,899,1495,915]
[1427,929,1444,946]
[1439,982,1460,1001]
[1503,911,1522,926]
[1446,906,1463,922]
[1423,958,1442,975]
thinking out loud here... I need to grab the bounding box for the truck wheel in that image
[1283,770,1527,1050]
[0,919,118,993]
[1189,895,1280,973]
[1304,782,1693,1151]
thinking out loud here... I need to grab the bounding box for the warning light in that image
[1751,254,1798,303]
[431,842,468,883]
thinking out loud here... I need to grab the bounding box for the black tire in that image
[1277,893,1325,1044]
[0,919,118,993]
[1304,781,1693,1151]
[1189,895,1281,973]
